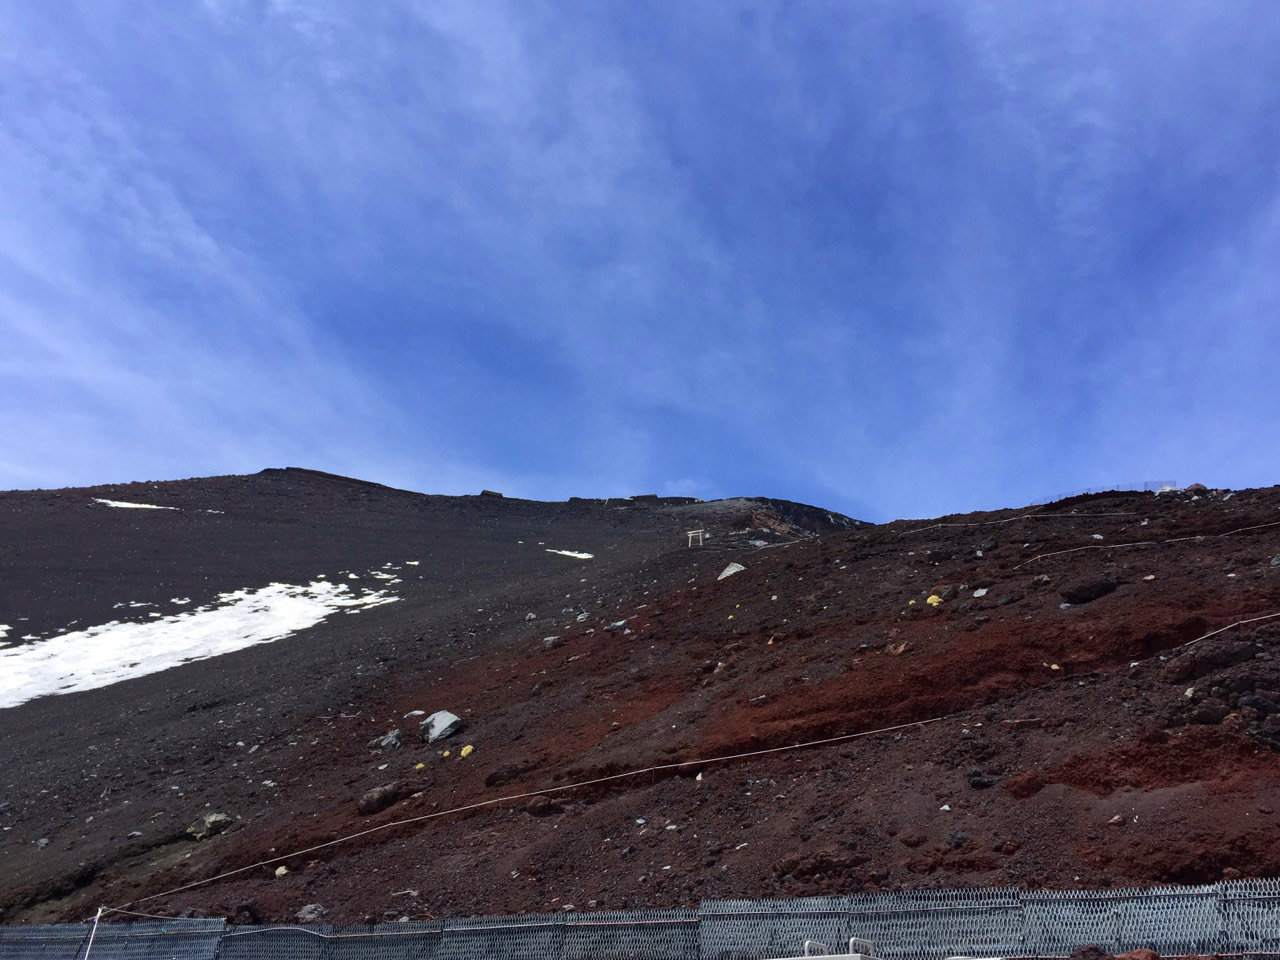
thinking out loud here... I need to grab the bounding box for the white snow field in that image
[93,498,178,510]
[0,581,398,709]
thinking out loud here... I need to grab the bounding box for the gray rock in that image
[604,619,629,633]
[357,782,408,815]
[1239,694,1279,717]
[36,838,49,849]
[419,710,464,743]
[541,636,564,650]
[296,903,327,923]
[525,612,537,621]
[1059,576,1117,605]
[1189,699,1230,725]
[1271,555,1280,567]
[966,768,997,790]
[717,562,746,581]
[368,730,402,752]
[187,812,235,840]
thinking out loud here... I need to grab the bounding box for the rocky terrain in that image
[1,470,1279,927]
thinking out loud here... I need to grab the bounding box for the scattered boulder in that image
[966,768,997,789]
[480,489,503,498]
[1238,694,1279,717]
[357,782,408,815]
[524,795,563,817]
[604,619,629,633]
[1059,575,1117,605]
[368,730,402,752]
[1161,641,1259,683]
[187,812,235,840]
[233,901,263,924]
[1271,555,1280,567]
[1188,699,1230,725]
[419,710,464,743]
[296,903,327,923]
[717,562,746,581]
[774,848,869,881]
[1185,483,1208,493]
[541,636,564,650]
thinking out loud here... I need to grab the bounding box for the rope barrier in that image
[1013,518,1280,569]
[108,714,950,914]
[1182,611,1280,647]
[897,511,1139,536]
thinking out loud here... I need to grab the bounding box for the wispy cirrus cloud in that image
[1,1,1278,518]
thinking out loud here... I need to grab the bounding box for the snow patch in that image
[0,625,8,641]
[94,499,176,510]
[0,581,399,709]
[546,549,594,560]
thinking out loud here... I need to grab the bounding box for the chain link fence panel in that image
[7,879,1280,960]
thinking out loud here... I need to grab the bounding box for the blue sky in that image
[2,1,1278,521]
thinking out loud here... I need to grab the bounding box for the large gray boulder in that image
[357,782,408,815]
[187,812,234,840]
[419,710,464,743]
[367,730,402,752]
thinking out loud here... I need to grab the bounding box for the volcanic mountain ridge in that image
[2,469,1279,925]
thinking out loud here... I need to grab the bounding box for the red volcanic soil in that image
[2,471,1280,925]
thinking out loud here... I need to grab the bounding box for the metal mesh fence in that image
[325,923,442,960]
[564,909,697,960]
[215,925,336,960]
[699,897,850,960]
[846,888,1024,960]
[1223,878,1280,952]
[6,879,1280,960]
[0,925,91,960]
[435,914,563,960]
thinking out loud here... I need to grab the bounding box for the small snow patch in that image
[546,549,593,559]
[717,562,746,581]
[94,499,176,510]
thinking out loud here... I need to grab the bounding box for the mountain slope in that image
[2,474,1279,924]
